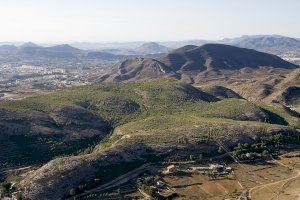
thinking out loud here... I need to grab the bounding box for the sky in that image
[0,0,299,43]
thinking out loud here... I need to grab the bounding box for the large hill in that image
[99,44,298,85]
[0,79,298,199]
[160,44,296,70]
[98,44,299,106]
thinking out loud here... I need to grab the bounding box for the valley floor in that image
[66,151,300,200]
[249,152,300,200]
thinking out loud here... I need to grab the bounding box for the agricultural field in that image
[163,172,243,200]
[249,153,300,200]
[159,153,300,200]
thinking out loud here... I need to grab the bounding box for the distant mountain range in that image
[75,35,300,66]
[160,35,300,57]
[232,36,300,54]
[91,42,170,56]
[0,42,168,66]
[0,43,84,61]
[1,35,300,67]
[1,35,300,51]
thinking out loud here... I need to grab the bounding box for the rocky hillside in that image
[98,58,173,82]
[263,69,300,111]
[98,44,299,103]
[99,44,298,83]
[160,44,296,70]
[0,79,298,199]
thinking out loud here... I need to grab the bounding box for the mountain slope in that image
[99,58,174,82]
[19,116,296,199]
[202,85,243,100]
[0,45,18,53]
[99,44,298,83]
[1,79,296,169]
[6,80,297,199]
[234,36,300,54]
[161,44,297,71]
[263,69,300,111]
[0,106,109,168]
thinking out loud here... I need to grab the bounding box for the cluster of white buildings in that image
[191,164,232,174]
[16,65,65,75]
[163,163,233,175]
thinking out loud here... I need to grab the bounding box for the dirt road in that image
[73,164,149,199]
[249,154,300,200]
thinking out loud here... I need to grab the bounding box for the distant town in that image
[0,62,114,100]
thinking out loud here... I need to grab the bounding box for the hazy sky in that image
[0,0,299,43]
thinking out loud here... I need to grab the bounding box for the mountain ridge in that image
[99,43,298,83]
[234,36,300,54]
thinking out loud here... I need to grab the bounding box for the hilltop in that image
[135,42,170,54]
[98,58,173,82]
[160,44,296,70]
[20,42,40,48]
[45,44,82,53]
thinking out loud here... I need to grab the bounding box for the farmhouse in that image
[191,164,232,174]
[156,181,166,188]
[163,165,178,174]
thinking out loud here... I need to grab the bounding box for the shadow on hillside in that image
[261,108,289,126]
[283,105,300,118]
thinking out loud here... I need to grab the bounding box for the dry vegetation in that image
[0,78,298,199]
